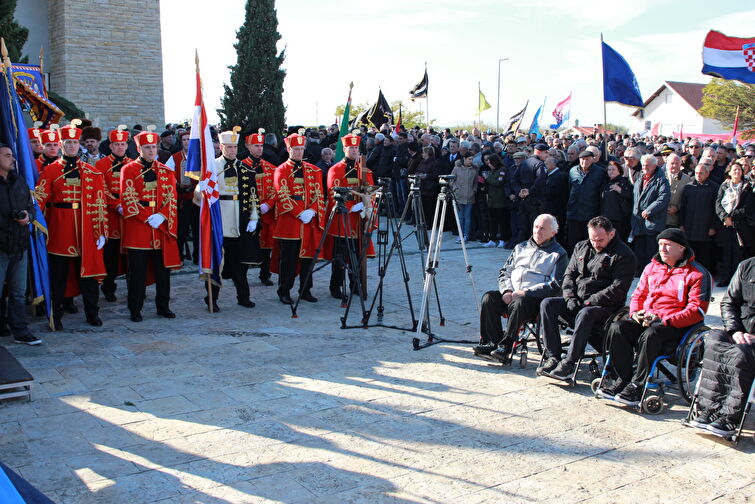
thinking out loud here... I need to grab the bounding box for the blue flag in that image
[602,41,643,107]
[0,62,53,327]
[528,106,542,139]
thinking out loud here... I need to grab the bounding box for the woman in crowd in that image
[451,153,478,243]
[415,146,440,230]
[600,160,632,242]
[715,161,755,286]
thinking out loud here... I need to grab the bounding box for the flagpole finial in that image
[1,38,10,68]
[195,49,200,72]
[349,81,354,89]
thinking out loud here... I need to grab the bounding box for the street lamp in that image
[496,57,509,133]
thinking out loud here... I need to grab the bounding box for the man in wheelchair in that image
[474,214,568,362]
[600,228,711,406]
[686,257,755,437]
[539,216,636,380]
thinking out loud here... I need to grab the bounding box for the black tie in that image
[224,158,237,178]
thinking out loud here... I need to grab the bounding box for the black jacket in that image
[375,143,397,179]
[562,236,636,308]
[600,175,632,221]
[679,179,719,242]
[543,168,568,219]
[567,164,607,222]
[511,155,546,201]
[0,171,35,254]
[437,152,461,176]
[721,257,755,335]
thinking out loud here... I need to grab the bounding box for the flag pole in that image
[195,49,214,314]
[477,81,481,127]
[539,96,547,138]
[424,62,429,129]
[566,91,572,129]
[600,33,608,162]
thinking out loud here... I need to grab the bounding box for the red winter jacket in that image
[630,251,711,328]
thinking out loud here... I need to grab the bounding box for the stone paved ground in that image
[0,231,753,503]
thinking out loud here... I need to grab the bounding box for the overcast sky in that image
[160,0,754,131]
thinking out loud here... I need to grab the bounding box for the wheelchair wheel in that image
[519,348,527,369]
[641,394,664,415]
[588,359,600,379]
[676,326,708,404]
[590,377,602,395]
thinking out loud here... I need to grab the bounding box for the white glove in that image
[260,203,270,215]
[246,220,258,232]
[146,213,166,229]
[117,205,123,215]
[350,202,364,213]
[96,236,106,250]
[298,209,316,224]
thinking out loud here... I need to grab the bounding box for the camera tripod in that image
[290,189,367,319]
[339,177,421,332]
[412,175,480,350]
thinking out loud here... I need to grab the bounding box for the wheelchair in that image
[682,342,755,444]
[593,322,709,414]
[492,314,542,369]
[537,305,629,387]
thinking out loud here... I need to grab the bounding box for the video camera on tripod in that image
[331,186,355,202]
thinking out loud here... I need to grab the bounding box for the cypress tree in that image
[218,0,286,137]
[0,0,29,62]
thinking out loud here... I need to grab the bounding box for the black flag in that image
[409,69,428,100]
[365,90,394,130]
[505,101,529,134]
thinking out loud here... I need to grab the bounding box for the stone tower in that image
[15,0,165,129]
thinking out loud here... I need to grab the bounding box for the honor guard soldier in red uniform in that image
[28,124,43,157]
[197,127,260,311]
[120,131,181,322]
[34,120,108,329]
[242,129,276,286]
[167,130,198,263]
[36,126,61,175]
[95,126,132,301]
[326,133,374,298]
[273,132,326,304]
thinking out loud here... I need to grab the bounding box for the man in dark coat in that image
[543,156,568,246]
[679,164,719,272]
[511,143,547,242]
[685,257,755,437]
[566,150,607,253]
[538,216,636,380]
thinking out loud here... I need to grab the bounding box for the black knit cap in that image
[657,228,689,249]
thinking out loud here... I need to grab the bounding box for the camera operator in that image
[0,145,40,345]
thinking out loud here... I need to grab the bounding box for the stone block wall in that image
[47,0,165,128]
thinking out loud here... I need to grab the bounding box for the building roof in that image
[566,126,615,136]
[631,81,706,117]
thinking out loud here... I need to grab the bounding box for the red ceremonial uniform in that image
[273,158,326,258]
[34,156,107,278]
[242,155,277,249]
[95,154,132,239]
[120,157,181,269]
[326,158,375,238]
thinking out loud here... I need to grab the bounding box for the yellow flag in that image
[478,89,492,114]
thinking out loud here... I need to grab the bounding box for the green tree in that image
[218,0,286,137]
[0,0,28,62]
[604,123,629,135]
[334,100,432,129]
[699,78,755,139]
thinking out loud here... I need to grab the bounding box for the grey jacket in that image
[631,167,670,236]
[498,238,568,298]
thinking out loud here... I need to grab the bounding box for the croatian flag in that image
[550,93,571,129]
[702,30,755,84]
[185,59,223,285]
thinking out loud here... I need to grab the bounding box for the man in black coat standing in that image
[511,143,548,242]
[679,164,719,273]
[543,156,568,246]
